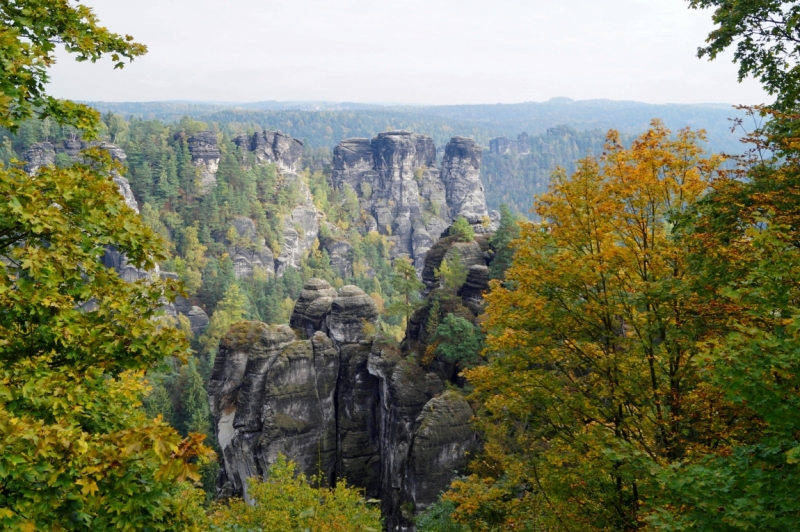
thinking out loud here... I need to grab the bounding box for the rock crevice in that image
[210,280,478,531]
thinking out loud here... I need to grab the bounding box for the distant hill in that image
[85,98,748,155]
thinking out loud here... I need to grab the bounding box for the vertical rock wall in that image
[331,132,497,273]
[188,131,221,193]
[209,280,479,531]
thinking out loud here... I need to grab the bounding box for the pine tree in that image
[488,204,519,280]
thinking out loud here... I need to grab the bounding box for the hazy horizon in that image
[51,0,769,106]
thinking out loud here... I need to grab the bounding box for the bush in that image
[450,217,474,242]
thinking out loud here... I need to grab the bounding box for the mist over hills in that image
[85,97,749,155]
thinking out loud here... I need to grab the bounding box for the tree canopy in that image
[0,0,146,134]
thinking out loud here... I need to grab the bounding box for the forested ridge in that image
[3,1,800,531]
[84,97,746,154]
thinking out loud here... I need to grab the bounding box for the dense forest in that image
[3,1,800,532]
[1,113,628,218]
[85,97,747,155]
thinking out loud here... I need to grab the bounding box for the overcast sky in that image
[48,0,769,106]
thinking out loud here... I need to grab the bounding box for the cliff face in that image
[186,129,319,276]
[331,131,496,273]
[234,130,304,174]
[209,279,479,531]
[188,131,221,193]
[275,174,320,274]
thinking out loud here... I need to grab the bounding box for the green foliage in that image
[435,248,468,294]
[385,257,424,336]
[0,152,212,529]
[207,454,382,531]
[688,0,800,110]
[0,359,213,530]
[199,283,248,356]
[459,124,723,530]
[432,314,483,367]
[0,1,146,134]
[449,217,474,242]
[0,153,185,371]
[416,499,468,532]
[488,204,519,280]
[647,108,800,530]
[178,358,212,438]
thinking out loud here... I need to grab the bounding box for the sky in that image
[48,0,769,106]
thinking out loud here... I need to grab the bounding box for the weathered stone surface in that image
[367,350,446,531]
[441,137,488,223]
[330,131,494,280]
[212,287,477,531]
[421,235,459,289]
[275,175,320,273]
[23,142,55,174]
[459,264,490,308]
[209,322,340,496]
[489,136,513,155]
[230,216,257,242]
[113,175,139,213]
[336,343,381,497]
[234,130,304,174]
[231,246,275,279]
[185,306,210,334]
[224,217,278,279]
[256,333,339,487]
[331,131,446,270]
[405,391,478,513]
[290,278,337,338]
[323,238,353,278]
[327,285,379,345]
[188,131,220,193]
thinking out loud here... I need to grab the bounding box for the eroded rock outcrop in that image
[208,322,339,497]
[440,137,490,226]
[234,130,304,174]
[211,286,379,495]
[276,177,320,273]
[227,217,276,279]
[188,131,221,193]
[211,279,479,531]
[23,142,55,174]
[331,132,497,274]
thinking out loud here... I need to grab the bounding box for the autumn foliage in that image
[440,122,789,531]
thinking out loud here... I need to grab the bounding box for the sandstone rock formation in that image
[489,135,513,155]
[330,131,495,274]
[276,179,321,273]
[188,131,221,193]
[210,284,379,496]
[210,279,479,531]
[233,130,304,174]
[440,137,490,225]
[22,142,55,174]
[226,217,276,279]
